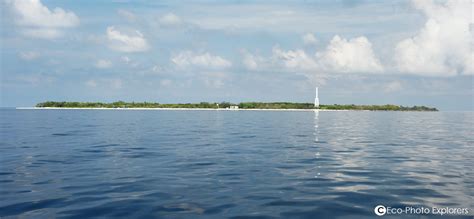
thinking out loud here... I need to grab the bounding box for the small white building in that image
[230,105,239,109]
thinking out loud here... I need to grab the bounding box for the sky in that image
[0,0,473,110]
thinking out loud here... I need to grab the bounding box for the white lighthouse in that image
[314,87,320,108]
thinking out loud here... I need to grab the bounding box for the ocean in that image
[1,109,473,218]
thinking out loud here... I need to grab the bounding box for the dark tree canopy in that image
[36,101,438,111]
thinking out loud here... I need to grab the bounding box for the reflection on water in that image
[0,110,473,218]
[314,110,319,143]
[314,110,322,180]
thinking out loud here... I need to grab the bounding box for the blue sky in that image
[1,0,473,110]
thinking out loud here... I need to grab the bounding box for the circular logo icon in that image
[374,205,386,216]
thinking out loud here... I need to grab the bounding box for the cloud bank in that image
[172,51,232,69]
[9,0,79,39]
[106,26,149,52]
[271,35,383,75]
[317,35,383,73]
[394,0,473,76]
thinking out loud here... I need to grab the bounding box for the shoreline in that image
[16,107,350,112]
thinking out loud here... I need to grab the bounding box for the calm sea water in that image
[0,109,473,218]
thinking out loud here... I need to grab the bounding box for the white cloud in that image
[9,0,79,39]
[317,35,383,73]
[119,56,140,68]
[95,59,112,69]
[241,50,266,70]
[121,56,131,64]
[19,51,39,60]
[270,46,328,86]
[384,81,403,93]
[207,34,383,80]
[106,26,149,52]
[152,65,162,73]
[302,33,318,45]
[159,13,182,26]
[171,51,232,69]
[9,0,79,27]
[394,0,472,76]
[252,35,383,77]
[272,46,318,71]
[242,53,258,70]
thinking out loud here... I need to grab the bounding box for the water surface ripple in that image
[1,110,473,218]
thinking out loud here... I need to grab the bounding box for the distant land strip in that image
[33,101,438,111]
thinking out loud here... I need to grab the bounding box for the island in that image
[34,101,438,111]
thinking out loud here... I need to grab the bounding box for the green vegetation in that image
[36,101,438,111]
[238,102,315,109]
[36,101,220,109]
[318,104,437,111]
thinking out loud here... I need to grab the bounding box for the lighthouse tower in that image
[314,87,320,108]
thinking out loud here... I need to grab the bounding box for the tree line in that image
[36,101,438,111]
